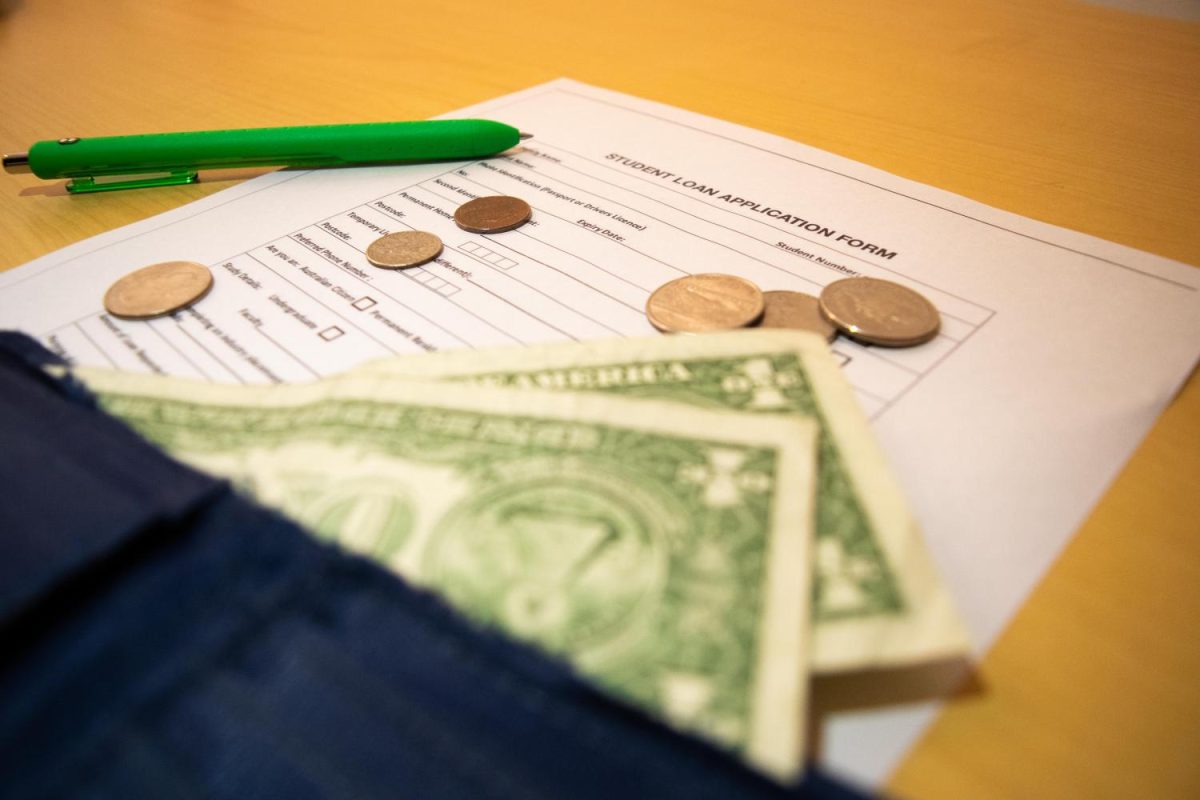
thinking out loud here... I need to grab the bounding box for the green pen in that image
[1,119,531,193]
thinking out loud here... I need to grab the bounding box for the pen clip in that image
[66,170,199,194]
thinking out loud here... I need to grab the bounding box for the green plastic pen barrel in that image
[5,119,524,193]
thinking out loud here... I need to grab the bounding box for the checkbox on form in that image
[353,296,377,311]
[319,326,344,341]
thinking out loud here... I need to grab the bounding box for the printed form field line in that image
[489,148,832,293]
[457,236,645,314]
[499,140,995,325]
[246,250,406,354]
[145,316,212,380]
[432,148,986,409]
[545,88,1198,292]
[311,207,587,343]
[273,230,477,349]
[303,181,620,344]
[74,318,118,369]
[173,314,245,384]
[251,324,321,380]
[451,150,991,338]
[411,185,631,334]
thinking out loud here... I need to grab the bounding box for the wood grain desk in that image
[2,1,1196,797]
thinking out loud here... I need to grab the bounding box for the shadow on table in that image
[17,167,279,198]
[18,182,70,198]
[806,656,983,758]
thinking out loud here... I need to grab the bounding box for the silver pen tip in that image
[518,132,533,141]
[3,152,32,174]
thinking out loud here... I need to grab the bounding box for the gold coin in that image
[454,195,532,233]
[103,261,213,320]
[818,277,940,347]
[366,230,444,269]
[758,290,837,342]
[645,273,765,333]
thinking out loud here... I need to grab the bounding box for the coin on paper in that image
[645,273,765,333]
[366,230,444,269]
[454,195,532,233]
[818,277,939,347]
[103,261,213,320]
[758,290,837,342]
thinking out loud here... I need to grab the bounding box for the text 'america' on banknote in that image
[355,330,972,673]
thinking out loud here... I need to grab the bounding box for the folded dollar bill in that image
[78,368,816,781]
[355,330,971,673]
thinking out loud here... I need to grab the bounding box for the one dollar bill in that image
[78,368,817,781]
[356,330,971,673]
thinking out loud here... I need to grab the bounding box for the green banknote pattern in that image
[467,352,903,621]
[99,393,782,753]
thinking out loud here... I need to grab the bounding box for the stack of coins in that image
[643,273,939,348]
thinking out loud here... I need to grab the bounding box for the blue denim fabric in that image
[0,332,870,800]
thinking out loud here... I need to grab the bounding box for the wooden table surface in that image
[2,1,1197,797]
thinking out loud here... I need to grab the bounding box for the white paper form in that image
[2,79,1199,785]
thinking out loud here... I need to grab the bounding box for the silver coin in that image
[646,273,765,333]
[366,231,444,269]
[819,277,940,347]
[103,260,213,320]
